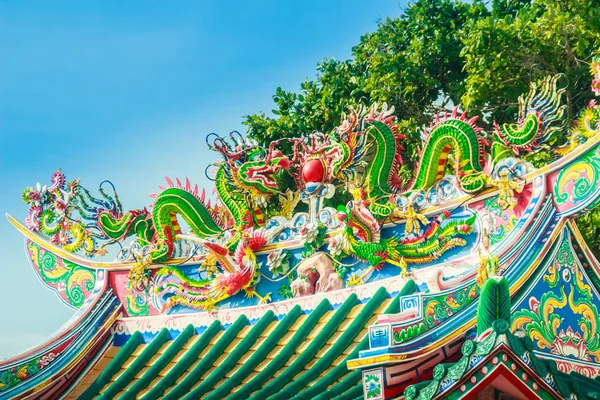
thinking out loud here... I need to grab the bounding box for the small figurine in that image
[347,181,366,202]
[476,228,499,287]
[393,199,429,236]
[278,189,301,220]
[129,256,151,291]
[488,167,524,210]
[399,256,408,278]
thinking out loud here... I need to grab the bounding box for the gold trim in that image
[6,213,191,271]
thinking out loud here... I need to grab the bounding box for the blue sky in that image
[0,0,406,358]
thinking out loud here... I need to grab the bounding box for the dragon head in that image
[235,148,292,205]
[22,170,121,257]
[207,133,293,208]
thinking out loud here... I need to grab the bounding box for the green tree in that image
[462,0,600,125]
[243,0,600,252]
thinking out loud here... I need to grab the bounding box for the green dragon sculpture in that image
[97,137,291,265]
[409,74,565,194]
[21,74,567,309]
[334,199,476,286]
[96,75,564,268]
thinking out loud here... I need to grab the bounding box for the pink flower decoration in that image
[591,78,600,96]
[551,327,591,361]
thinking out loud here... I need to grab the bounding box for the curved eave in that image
[0,290,121,399]
[349,218,600,386]
[347,185,557,369]
[347,212,574,370]
[6,213,189,272]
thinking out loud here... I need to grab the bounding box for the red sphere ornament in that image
[302,159,325,183]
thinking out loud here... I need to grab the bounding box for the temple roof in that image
[398,320,600,400]
[61,282,415,400]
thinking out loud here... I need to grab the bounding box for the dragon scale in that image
[97,210,155,246]
[150,188,225,261]
[362,120,402,217]
[97,164,249,262]
[410,118,487,194]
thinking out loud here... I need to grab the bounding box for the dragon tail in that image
[395,213,476,264]
[154,266,212,312]
[493,74,566,162]
[97,209,155,246]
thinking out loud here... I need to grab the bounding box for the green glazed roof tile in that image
[79,331,142,400]
[203,305,303,400]
[248,293,359,400]
[118,324,195,400]
[332,383,364,400]
[181,310,275,399]
[225,298,332,400]
[98,328,170,399]
[72,283,413,399]
[161,314,249,400]
[139,320,221,400]
[313,370,362,400]
[293,280,415,400]
[275,287,388,400]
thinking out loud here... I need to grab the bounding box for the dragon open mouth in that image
[246,165,279,190]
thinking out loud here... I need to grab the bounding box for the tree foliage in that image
[243,0,600,252]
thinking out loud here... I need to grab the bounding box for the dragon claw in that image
[244,288,271,304]
[202,300,218,312]
[259,292,272,304]
[347,273,363,287]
